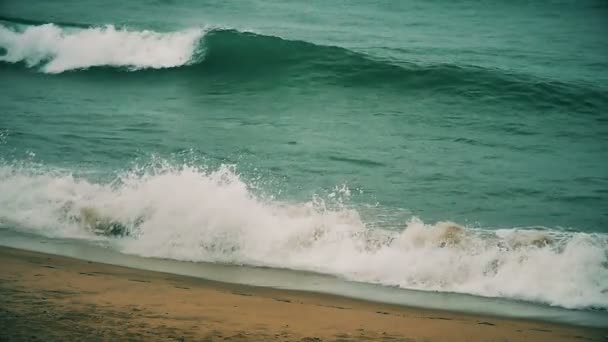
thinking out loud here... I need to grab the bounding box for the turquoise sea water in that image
[1,0,607,313]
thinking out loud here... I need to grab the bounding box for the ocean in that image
[1,0,607,323]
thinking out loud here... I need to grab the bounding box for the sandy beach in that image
[0,246,604,341]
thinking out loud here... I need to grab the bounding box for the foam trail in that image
[0,23,205,73]
[0,162,606,310]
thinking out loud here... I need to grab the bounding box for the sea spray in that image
[0,161,606,310]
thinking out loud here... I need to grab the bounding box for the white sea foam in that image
[0,23,205,73]
[0,162,606,310]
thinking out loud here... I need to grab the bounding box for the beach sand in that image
[0,246,604,341]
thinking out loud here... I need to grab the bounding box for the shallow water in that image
[2,230,607,328]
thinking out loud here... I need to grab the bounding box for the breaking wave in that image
[0,22,205,73]
[1,20,606,111]
[0,160,606,310]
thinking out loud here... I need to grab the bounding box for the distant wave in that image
[0,15,91,29]
[0,160,607,310]
[1,20,606,109]
[0,22,205,73]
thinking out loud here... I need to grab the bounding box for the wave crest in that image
[0,23,205,73]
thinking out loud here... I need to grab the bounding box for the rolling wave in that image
[0,160,607,310]
[1,20,606,109]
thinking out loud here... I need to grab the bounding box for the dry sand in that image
[0,246,605,341]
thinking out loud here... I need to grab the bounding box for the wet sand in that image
[0,246,605,341]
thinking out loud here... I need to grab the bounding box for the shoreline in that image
[1,246,605,341]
